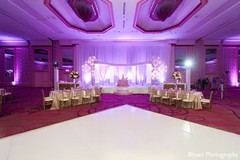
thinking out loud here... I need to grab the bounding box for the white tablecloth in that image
[0,89,5,94]
[150,89,204,110]
[49,89,96,109]
[189,91,204,110]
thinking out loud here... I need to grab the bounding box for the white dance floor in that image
[0,105,239,160]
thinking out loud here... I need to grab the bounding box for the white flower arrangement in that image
[69,71,79,79]
[172,71,182,80]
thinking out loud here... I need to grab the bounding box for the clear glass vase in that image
[73,79,76,89]
[175,79,179,84]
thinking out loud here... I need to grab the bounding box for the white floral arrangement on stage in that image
[69,71,79,79]
[172,71,182,80]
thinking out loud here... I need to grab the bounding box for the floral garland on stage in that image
[69,71,79,79]
[172,71,182,80]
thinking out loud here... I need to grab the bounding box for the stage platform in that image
[101,85,149,94]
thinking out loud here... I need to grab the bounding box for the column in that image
[54,65,59,90]
[0,49,5,85]
[186,68,191,91]
[52,41,61,87]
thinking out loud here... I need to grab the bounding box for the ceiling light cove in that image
[44,0,114,33]
[134,0,208,33]
[150,0,183,21]
[68,0,98,22]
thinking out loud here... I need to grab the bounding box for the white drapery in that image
[94,62,150,85]
[74,41,174,85]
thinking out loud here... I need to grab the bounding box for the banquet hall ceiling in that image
[1,0,240,43]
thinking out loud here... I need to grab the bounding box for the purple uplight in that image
[224,39,240,42]
[34,60,48,65]
[14,64,20,85]
[0,40,27,46]
[65,69,70,72]
[229,71,238,86]
[235,82,239,87]
[0,35,25,41]
[62,65,73,69]
[205,59,217,64]
[4,54,14,58]
[0,35,27,46]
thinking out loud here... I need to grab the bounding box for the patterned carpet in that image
[0,87,240,138]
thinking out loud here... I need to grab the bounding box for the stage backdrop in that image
[74,41,174,85]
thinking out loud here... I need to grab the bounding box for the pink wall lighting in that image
[222,47,238,86]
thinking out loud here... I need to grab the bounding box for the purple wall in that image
[52,41,62,81]
[14,47,34,86]
[31,46,53,87]
[221,47,238,86]
[0,41,238,87]
[174,42,239,87]
[205,63,217,74]
[174,40,205,84]
[191,40,205,83]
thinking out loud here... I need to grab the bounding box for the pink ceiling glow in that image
[44,0,114,33]
[134,0,208,33]
[68,0,98,22]
[150,0,183,21]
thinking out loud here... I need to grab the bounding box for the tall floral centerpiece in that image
[69,71,79,88]
[82,56,97,85]
[150,56,167,81]
[172,71,182,83]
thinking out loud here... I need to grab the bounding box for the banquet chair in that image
[176,83,186,91]
[149,87,156,102]
[2,87,12,103]
[71,90,81,106]
[152,90,161,103]
[92,88,101,102]
[82,90,91,104]
[201,91,213,109]
[148,87,156,102]
[182,92,193,109]
[171,91,184,108]
[95,87,102,95]
[163,83,176,90]
[150,87,160,102]
[148,87,152,94]
[161,90,170,105]
[42,89,53,110]
[169,91,177,105]
[58,90,71,108]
